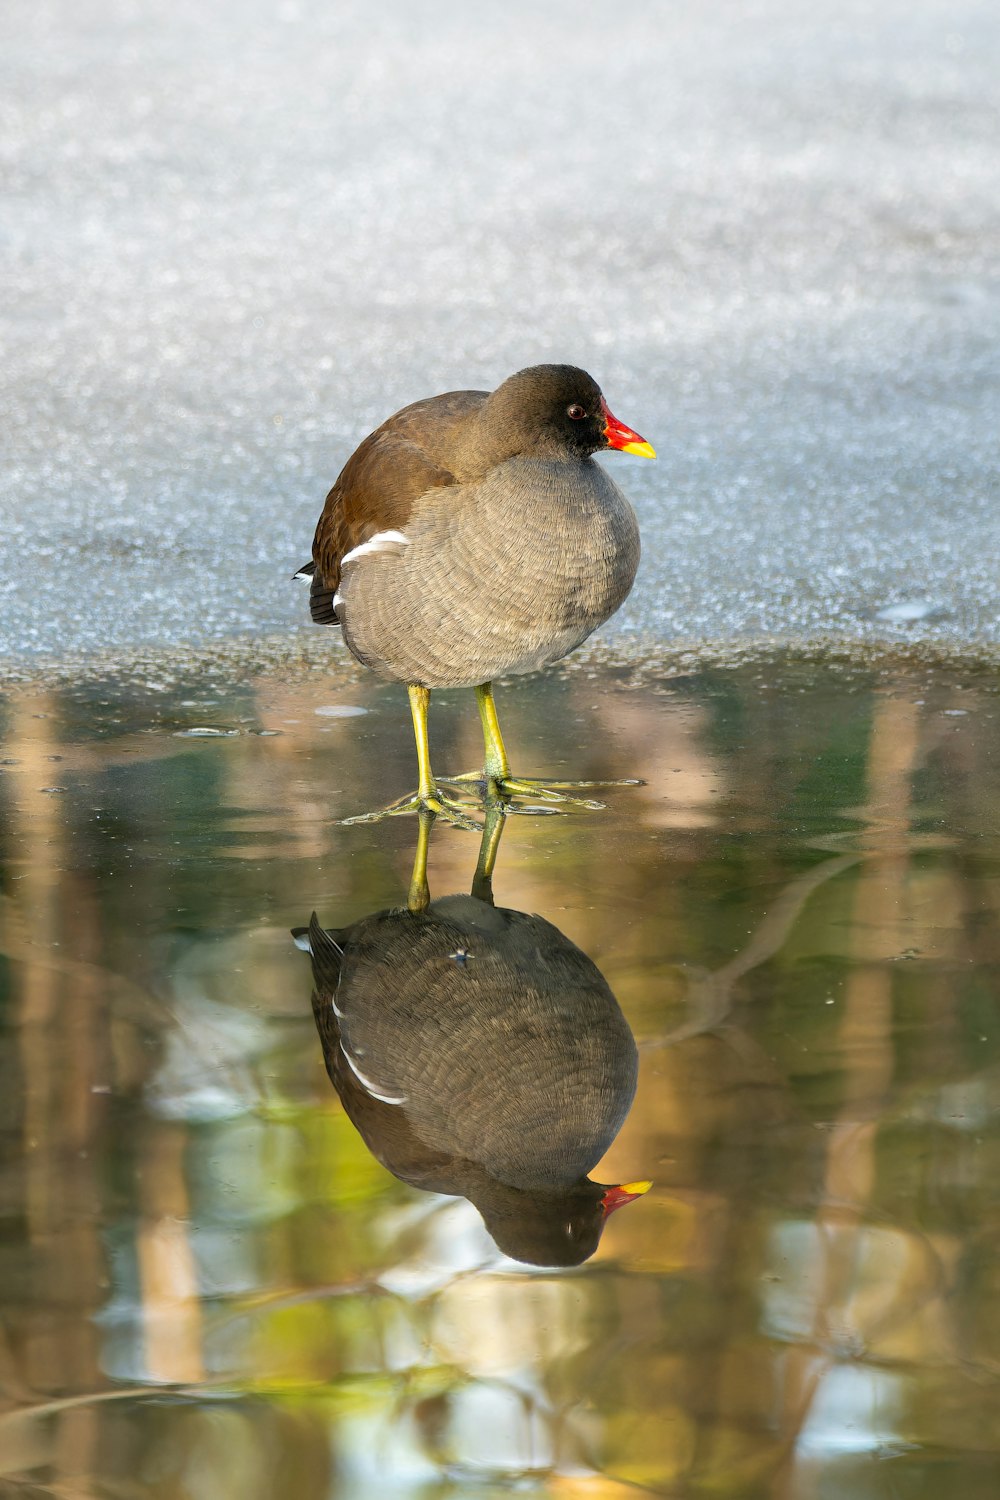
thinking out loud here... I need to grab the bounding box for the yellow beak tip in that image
[621,1180,653,1196]
[621,440,657,460]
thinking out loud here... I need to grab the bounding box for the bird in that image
[294,363,655,825]
[296,901,649,1267]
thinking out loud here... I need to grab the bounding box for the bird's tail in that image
[291,913,345,994]
[291,559,342,625]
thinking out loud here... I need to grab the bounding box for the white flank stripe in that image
[332,591,343,608]
[341,530,410,567]
[341,1043,407,1105]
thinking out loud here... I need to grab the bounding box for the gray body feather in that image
[337,457,640,689]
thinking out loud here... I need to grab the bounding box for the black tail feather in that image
[304,912,345,993]
[292,559,342,624]
[309,572,341,624]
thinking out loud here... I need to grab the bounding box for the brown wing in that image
[308,390,486,625]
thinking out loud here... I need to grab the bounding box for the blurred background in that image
[2,0,999,668]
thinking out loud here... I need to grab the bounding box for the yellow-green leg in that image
[407,806,434,913]
[408,788,508,912]
[410,684,436,801]
[470,793,507,903]
[438,682,644,813]
[477,682,511,787]
[341,684,483,831]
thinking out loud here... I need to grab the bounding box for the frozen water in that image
[2,0,998,667]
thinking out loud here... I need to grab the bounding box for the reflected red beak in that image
[600,1179,653,1218]
[600,397,656,459]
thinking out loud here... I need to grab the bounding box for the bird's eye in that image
[567,404,587,420]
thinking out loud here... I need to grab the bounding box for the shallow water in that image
[2,655,1000,1497]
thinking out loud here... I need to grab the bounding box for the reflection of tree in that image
[773,694,922,1495]
[3,697,113,1481]
[580,673,1000,1494]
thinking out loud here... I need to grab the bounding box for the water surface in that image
[2,655,999,1497]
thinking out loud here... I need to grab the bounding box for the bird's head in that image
[483,364,656,464]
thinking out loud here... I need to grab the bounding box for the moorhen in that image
[294,806,650,1266]
[295,364,654,825]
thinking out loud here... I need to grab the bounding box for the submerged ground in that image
[2,654,1000,1497]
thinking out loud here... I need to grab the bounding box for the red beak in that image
[600,1179,653,1218]
[600,397,656,459]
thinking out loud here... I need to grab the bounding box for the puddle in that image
[2,655,1000,1497]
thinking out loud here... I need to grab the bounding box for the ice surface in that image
[2,0,998,667]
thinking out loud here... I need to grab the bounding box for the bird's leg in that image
[436,682,509,795]
[439,682,642,812]
[436,683,510,793]
[477,680,512,791]
[410,683,438,802]
[341,684,483,831]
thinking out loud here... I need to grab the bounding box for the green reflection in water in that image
[1,655,999,1498]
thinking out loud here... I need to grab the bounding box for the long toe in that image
[340,787,483,831]
[499,775,646,812]
[506,776,644,791]
[501,779,608,812]
[436,770,489,788]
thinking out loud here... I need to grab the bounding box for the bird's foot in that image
[498,776,614,813]
[340,785,483,832]
[437,771,645,814]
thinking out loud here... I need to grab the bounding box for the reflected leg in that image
[407,805,435,913]
[470,794,507,905]
[407,792,507,912]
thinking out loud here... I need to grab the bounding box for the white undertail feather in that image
[340,531,410,566]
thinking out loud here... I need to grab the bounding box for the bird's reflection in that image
[295,803,649,1267]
